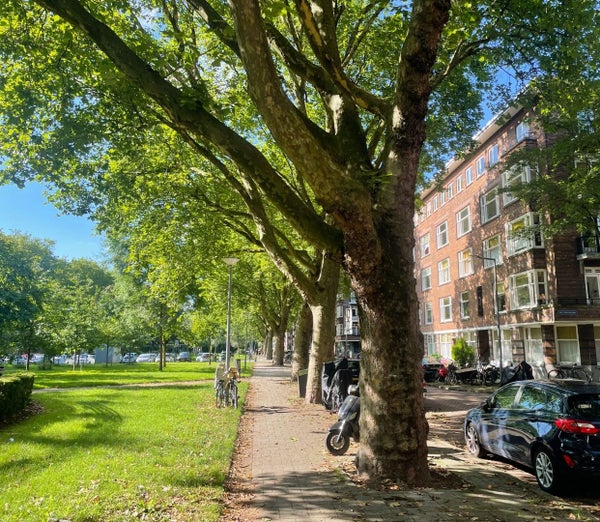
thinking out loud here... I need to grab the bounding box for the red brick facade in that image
[415,106,600,379]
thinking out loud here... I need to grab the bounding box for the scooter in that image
[325,384,360,455]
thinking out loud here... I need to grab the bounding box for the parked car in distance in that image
[422,358,444,382]
[196,353,211,362]
[153,353,175,363]
[176,351,191,362]
[464,379,600,494]
[121,353,138,363]
[136,353,157,363]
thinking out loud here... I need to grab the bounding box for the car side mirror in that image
[481,398,493,412]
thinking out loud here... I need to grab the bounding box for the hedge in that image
[0,372,35,422]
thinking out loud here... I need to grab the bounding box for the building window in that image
[556,326,580,365]
[488,144,499,166]
[502,164,532,205]
[447,182,454,200]
[476,156,486,177]
[456,206,471,237]
[438,258,451,285]
[424,302,433,324]
[497,282,506,312]
[458,248,473,277]
[433,195,439,211]
[424,332,436,354]
[436,221,449,248]
[509,270,547,310]
[460,291,470,319]
[438,333,453,358]
[465,166,473,185]
[456,175,463,193]
[480,188,500,223]
[482,234,503,267]
[440,297,452,322]
[440,189,446,206]
[506,213,543,256]
[516,122,530,142]
[426,202,431,216]
[419,233,430,257]
[421,267,431,291]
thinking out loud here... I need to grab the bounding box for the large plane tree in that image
[0,0,597,484]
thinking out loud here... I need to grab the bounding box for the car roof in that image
[520,379,600,395]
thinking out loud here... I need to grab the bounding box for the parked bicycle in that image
[547,363,592,382]
[214,365,240,408]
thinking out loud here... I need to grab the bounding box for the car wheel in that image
[465,422,486,458]
[534,448,562,493]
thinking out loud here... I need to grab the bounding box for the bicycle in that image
[547,363,592,382]
[215,378,227,408]
[444,363,458,385]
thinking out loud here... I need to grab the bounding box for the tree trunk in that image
[272,330,285,366]
[264,329,273,360]
[291,301,312,380]
[304,255,339,404]
[349,195,429,484]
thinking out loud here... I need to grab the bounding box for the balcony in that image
[576,235,600,260]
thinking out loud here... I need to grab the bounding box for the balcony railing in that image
[576,235,600,258]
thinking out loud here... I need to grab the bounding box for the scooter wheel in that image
[325,429,350,455]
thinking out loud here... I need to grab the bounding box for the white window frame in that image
[438,258,451,285]
[421,267,432,291]
[436,221,449,248]
[482,234,503,267]
[488,144,499,167]
[447,182,454,200]
[509,269,547,310]
[476,156,486,177]
[502,165,532,205]
[465,166,473,186]
[556,326,580,365]
[458,248,473,278]
[460,291,470,319]
[440,297,452,323]
[426,202,431,216]
[506,212,543,256]
[456,175,463,193]
[419,233,430,257]
[456,206,471,237]
[480,188,500,223]
[516,122,530,142]
[424,302,433,324]
[433,195,439,211]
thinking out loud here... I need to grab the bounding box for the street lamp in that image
[475,254,503,372]
[223,257,239,371]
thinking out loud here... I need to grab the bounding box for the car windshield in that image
[567,394,600,419]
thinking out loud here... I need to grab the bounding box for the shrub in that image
[451,338,475,368]
[0,372,35,421]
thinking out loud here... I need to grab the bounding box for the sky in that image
[0,182,106,261]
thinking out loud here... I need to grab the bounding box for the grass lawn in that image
[0,362,251,521]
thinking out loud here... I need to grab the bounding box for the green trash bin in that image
[298,369,308,398]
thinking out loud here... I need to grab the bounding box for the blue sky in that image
[0,182,106,261]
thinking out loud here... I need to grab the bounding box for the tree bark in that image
[291,301,312,380]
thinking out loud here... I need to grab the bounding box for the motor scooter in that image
[325,384,359,455]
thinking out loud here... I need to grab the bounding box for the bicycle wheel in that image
[547,369,564,379]
[230,382,239,408]
[572,368,591,382]
[215,382,225,408]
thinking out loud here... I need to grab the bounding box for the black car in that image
[464,379,600,494]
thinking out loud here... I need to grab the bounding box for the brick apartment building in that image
[415,104,600,380]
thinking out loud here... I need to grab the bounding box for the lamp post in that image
[223,257,239,371]
[475,254,503,371]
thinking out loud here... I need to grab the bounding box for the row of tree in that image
[0,229,299,368]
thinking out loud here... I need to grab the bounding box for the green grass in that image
[2,360,252,389]
[0,363,251,521]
